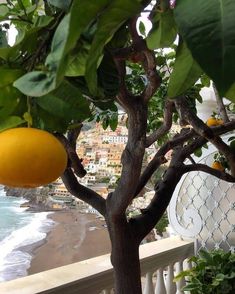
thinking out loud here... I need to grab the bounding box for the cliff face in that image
[4,186,39,199]
[4,186,56,212]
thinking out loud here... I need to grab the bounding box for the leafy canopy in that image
[0,0,234,133]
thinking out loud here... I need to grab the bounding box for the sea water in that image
[0,186,54,282]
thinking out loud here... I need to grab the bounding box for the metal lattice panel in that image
[168,135,235,253]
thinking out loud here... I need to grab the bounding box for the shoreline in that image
[28,210,111,275]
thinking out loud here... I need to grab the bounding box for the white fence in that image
[0,236,194,294]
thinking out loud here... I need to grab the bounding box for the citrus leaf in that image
[98,51,120,98]
[0,4,9,17]
[194,147,202,158]
[0,68,24,118]
[0,68,24,88]
[65,41,91,77]
[14,71,56,97]
[147,9,177,49]
[15,0,110,97]
[0,116,25,132]
[48,0,72,10]
[36,81,90,121]
[35,106,69,133]
[168,41,202,97]
[225,82,235,102]
[85,0,142,95]
[174,0,235,98]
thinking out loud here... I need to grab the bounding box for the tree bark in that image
[106,213,142,294]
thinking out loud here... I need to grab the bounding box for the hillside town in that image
[39,118,180,220]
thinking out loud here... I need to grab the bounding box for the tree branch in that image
[131,154,186,242]
[213,82,230,123]
[113,58,135,111]
[184,163,235,182]
[107,102,148,217]
[133,128,195,199]
[62,168,106,216]
[134,155,167,197]
[146,100,174,147]
[56,133,86,178]
[175,96,235,176]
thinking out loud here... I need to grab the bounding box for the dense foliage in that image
[175,249,235,294]
[0,0,235,133]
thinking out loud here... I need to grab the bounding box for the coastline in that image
[28,210,111,275]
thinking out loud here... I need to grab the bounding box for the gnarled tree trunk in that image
[106,214,142,294]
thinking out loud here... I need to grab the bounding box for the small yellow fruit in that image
[206,117,218,127]
[0,128,67,188]
[211,161,224,171]
[206,117,223,127]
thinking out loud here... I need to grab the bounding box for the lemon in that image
[0,128,67,188]
[206,117,223,127]
[206,117,218,127]
[211,161,224,172]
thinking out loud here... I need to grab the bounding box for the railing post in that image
[155,268,167,294]
[175,260,185,294]
[143,272,155,294]
[166,263,177,294]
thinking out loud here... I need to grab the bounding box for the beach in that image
[28,210,111,275]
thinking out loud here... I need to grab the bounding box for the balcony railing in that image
[0,236,194,294]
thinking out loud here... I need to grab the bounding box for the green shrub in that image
[175,249,235,294]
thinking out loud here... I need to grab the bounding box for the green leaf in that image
[139,20,146,37]
[48,0,72,10]
[98,51,120,98]
[0,116,25,132]
[0,69,24,118]
[174,0,235,98]
[167,41,202,97]
[14,71,56,97]
[225,82,235,102]
[35,106,68,133]
[33,15,54,28]
[36,81,90,121]
[15,1,111,97]
[182,283,201,291]
[201,74,211,88]
[102,117,109,130]
[194,147,202,158]
[109,114,118,131]
[147,9,177,49]
[0,68,24,88]
[85,0,142,95]
[65,41,91,77]
[0,5,9,17]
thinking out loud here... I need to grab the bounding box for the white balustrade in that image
[166,264,177,294]
[143,272,154,294]
[0,236,194,294]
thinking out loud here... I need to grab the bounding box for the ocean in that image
[0,186,54,282]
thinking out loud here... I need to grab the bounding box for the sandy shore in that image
[28,210,111,275]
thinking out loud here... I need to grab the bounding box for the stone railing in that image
[0,236,194,294]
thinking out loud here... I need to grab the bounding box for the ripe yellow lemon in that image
[206,117,218,127]
[206,117,223,127]
[211,161,224,172]
[0,128,67,188]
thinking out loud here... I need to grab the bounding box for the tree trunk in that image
[106,215,142,294]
